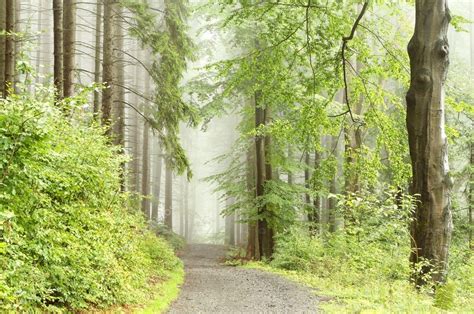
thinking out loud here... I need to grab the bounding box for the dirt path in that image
[168,244,319,313]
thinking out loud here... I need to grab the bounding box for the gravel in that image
[167,244,319,314]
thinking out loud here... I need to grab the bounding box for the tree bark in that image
[262,106,274,257]
[151,141,163,222]
[112,5,125,147]
[3,0,15,97]
[101,0,115,133]
[406,0,452,286]
[62,0,75,98]
[164,161,173,230]
[0,1,6,97]
[93,0,102,116]
[246,139,258,259]
[53,0,63,99]
[141,122,150,219]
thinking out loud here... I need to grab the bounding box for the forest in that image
[0,0,473,313]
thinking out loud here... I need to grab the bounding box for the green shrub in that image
[0,89,181,311]
[148,222,186,251]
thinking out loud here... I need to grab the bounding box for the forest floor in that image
[167,244,320,313]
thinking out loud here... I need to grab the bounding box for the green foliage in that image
[263,189,473,312]
[434,282,456,310]
[149,222,186,251]
[0,89,182,311]
[123,0,199,178]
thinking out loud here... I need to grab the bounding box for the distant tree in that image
[3,0,15,97]
[53,0,63,99]
[101,0,115,133]
[62,0,75,98]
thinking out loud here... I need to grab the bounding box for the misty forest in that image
[0,0,473,312]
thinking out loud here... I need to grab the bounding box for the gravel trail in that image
[168,244,319,314]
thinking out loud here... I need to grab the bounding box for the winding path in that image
[168,244,319,313]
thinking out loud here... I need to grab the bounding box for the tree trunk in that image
[53,0,63,99]
[0,1,6,97]
[225,206,236,246]
[151,141,163,221]
[3,0,15,97]
[262,106,274,257]
[112,5,125,147]
[246,139,258,259]
[93,1,102,116]
[329,136,338,233]
[184,179,189,241]
[311,150,321,234]
[101,0,115,133]
[164,161,173,230]
[305,152,312,223]
[62,0,75,98]
[141,122,150,219]
[406,0,452,286]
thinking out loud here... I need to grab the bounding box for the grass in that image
[243,262,473,313]
[139,266,185,314]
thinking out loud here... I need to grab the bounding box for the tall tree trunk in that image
[255,92,266,261]
[3,0,15,97]
[225,200,236,246]
[311,150,321,234]
[113,5,125,147]
[141,122,150,219]
[287,146,293,185]
[93,1,102,116]
[262,106,274,257]
[164,161,173,230]
[406,0,452,286]
[0,1,6,97]
[151,141,163,222]
[62,0,75,98]
[329,136,338,233]
[101,0,115,133]
[305,152,313,224]
[179,177,185,236]
[184,179,189,241]
[53,0,63,99]
[246,140,258,259]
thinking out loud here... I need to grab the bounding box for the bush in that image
[0,89,181,311]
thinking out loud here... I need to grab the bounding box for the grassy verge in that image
[139,265,185,314]
[243,262,467,313]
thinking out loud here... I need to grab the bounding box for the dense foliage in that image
[0,88,181,311]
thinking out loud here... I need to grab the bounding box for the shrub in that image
[0,89,181,311]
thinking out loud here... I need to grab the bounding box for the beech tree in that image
[406,0,452,286]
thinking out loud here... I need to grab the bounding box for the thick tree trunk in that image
[164,161,173,230]
[141,122,150,219]
[62,0,75,98]
[93,1,102,116]
[0,1,6,97]
[406,0,452,286]
[3,0,15,97]
[101,0,115,133]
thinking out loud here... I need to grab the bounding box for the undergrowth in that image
[244,228,473,313]
[0,88,183,312]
